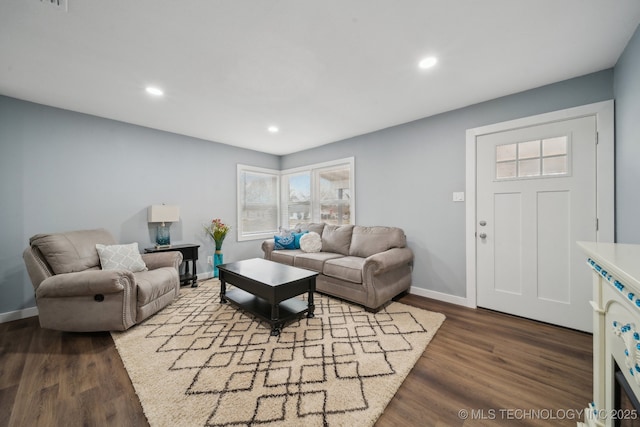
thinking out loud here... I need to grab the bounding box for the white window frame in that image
[237,158,355,241]
[281,157,356,227]
[236,164,280,242]
[494,135,572,181]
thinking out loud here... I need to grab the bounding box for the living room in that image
[2,1,640,426]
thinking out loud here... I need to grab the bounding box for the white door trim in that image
[465,100,614,309]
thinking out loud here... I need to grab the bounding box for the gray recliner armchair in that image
[23,228,182,332]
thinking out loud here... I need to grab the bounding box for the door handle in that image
[479,233,487,239]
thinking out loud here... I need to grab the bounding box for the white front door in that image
[476,115,597,332]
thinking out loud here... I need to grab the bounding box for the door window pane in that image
[543,156,568,175]
[518,140,540,159]
[496,161,517,179]
[519,159,541,177]
[496,135,569,180]
[542,137,567,156]
[496,143,517,162]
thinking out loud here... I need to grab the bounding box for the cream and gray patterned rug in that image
[112,279,445,427]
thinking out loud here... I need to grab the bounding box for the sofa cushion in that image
[294,252,343,272]
[271,249,304,266]
[29,228,117,274]
[321,225,354,256]
[96,242,148,272]
[279,226,301,234]
[297,222,326,235]
[134,268,178,306]
[323,256,365,284]
[349,226,406,258]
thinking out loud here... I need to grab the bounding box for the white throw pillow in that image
[96,242,148,272]
[300,232,322,253]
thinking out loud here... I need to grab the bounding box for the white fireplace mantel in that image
[578,241,640,427]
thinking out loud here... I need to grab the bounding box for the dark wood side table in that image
[144,244,200,287]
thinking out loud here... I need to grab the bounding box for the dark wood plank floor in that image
[377,294,592,426]
[0,292,592,427]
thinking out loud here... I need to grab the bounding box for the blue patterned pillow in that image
[274,233,296,250]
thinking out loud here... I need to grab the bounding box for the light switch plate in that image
[453,192,465,202]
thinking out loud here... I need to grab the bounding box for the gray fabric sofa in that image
[262,223,413,311]
[23,228,182,332]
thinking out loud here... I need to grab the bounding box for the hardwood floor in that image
[0,293,592,427]
[377,294,592,426]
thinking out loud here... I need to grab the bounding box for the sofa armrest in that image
[262,239,275,260]
[23,246,54,291]
[363,247,414,276]
[36,269,135,298]
[142,251,183,271]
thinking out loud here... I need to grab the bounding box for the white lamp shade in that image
[148,205,180,223]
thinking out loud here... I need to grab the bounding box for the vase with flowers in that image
[204,218,231,278]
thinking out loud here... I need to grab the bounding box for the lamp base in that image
[156,224,171,247]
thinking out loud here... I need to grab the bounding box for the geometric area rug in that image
[111,279,445,427]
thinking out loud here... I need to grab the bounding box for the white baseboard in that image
[409,286,475,308]
[0,306,39,323]
[0,286,469,323]
[197,272,217,281]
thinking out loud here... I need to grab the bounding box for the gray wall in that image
[282,70,614,298]
[0,96,279,314]
[0,65,624,315]
[614,24,640,243]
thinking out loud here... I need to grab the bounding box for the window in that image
[282,157,355,228]
[237,165,279,241]
[496,136,569,180]
[238,158,355,241]
[283,172,311,229]
[317,165,352,225]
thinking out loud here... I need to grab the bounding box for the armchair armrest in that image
[142,251,182,271]
[363,247,414,276]
[36,269,135,298]
[262,239,275,259]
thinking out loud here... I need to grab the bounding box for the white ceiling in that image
[1,1,639,155]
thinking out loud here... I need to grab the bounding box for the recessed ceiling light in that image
[418,57,438,69]
[145,86,164,96]
[268,126,279,133]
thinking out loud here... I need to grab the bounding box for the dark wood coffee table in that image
[217,258,318,336]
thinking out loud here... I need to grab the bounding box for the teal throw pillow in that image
[293,231,309,249]
[274,234,296,250]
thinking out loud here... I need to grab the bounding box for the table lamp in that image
[148,204,180,248]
